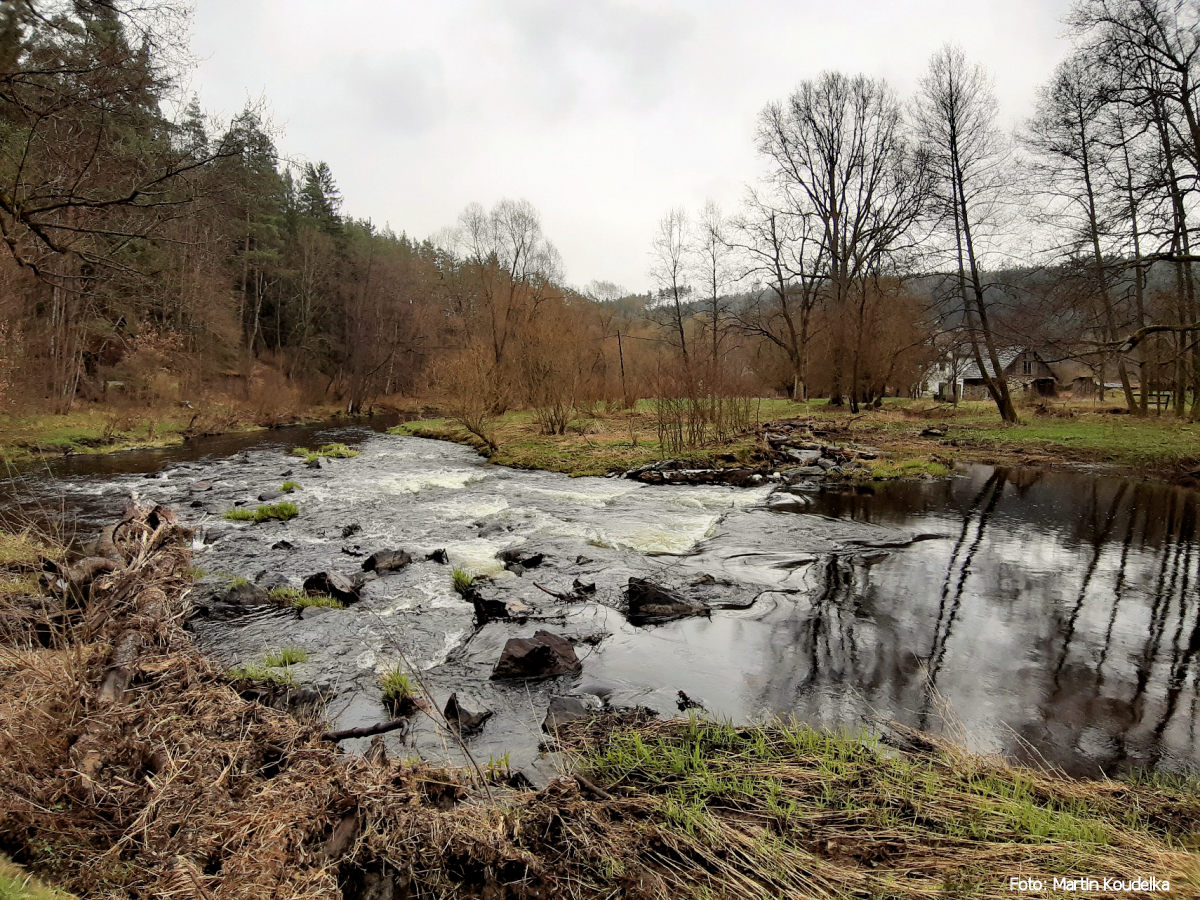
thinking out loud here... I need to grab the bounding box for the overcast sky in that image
[187,0,1074,292]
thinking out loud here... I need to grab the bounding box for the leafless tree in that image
[758,71,932,411]
[727,191,823,400]
[915,46,1019,422]
[1026,53,1141,411]
[649,207,692,364]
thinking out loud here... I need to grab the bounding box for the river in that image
[2,421,1197,780]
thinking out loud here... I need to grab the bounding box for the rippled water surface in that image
[4,424,1198,779]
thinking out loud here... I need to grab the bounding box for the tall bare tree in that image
[915,46,1019,423]
[1026,54,1140,412]
[758,71,931,411]
[649,207,692,364]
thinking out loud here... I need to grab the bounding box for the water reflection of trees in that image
[761,465,1200,774]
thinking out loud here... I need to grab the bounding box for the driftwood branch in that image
[321,718,408,742]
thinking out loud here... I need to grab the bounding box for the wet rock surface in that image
[302,570,362,605]
[362,549,414,574]
[491,630,582,680]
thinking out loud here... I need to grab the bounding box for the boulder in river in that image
[491,630,582,680]
[362,549,413,574]
[443,692,493,733]
[191,581,270,621]
[625,577,708,625]
[188,480,213,494]
[258,490,284,502]
[425,548,449,564]
[302,571,361,606]
[465,582,530,624]
[499,548,545,573]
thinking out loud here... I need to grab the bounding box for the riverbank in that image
[1,510,1198,898]
[0,398,438,468]
[393,398,1200,481]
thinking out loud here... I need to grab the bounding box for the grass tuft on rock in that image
[222,501,298,524]
[380,665,420,714]
[451,567,472,595]
[266,587,343,609]
[291,443,359,464]
[280,481,301,493]
[263,647,308,667]
[226,662,295,686]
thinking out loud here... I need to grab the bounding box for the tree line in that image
[3,0,1200,436]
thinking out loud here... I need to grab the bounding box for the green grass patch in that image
[266,587,343,609]
[226,662,295,685]
[263,646,308,667]
[291,443,359,464]
[394,398,1200,478]
[380,665,419,712]
[564,716,1200,896]
[863,457,951,480]
[451,567,472,595]
[280,480,301,493]
[222,501,298,524]
[0,855,75,899]
[0,530,51,569]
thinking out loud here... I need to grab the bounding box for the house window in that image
[1022,357,1033,375]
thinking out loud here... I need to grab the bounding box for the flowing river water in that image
[3,420,1199,781]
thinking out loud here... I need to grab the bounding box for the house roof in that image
[961,349,1023,381]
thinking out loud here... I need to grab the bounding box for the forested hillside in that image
[4,0,1200,440]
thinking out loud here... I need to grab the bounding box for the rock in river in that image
[542,695,600,732]
[625,577,708,625]
[491,630,582,680]
[302,570,361,605]
[361,549,413,574]
[443,692,493,733]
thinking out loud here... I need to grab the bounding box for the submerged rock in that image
[491,630,582,680]
[258,490,284,502]
[191,581,270,620]
[541,695,600,732]
[443,692,493,733]
[499,549,545,574]
[625,577,708,625]
[425,548,449,564]
[624,463,774,487]
[464,581,531,624]
[362,549,413,574]
[302,571,361,606]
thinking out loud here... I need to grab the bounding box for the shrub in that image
[280,481,300,493]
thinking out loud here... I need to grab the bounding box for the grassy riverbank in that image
[2,515,1199,897]
[393,397,1200,480]
[0,399,422,467]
